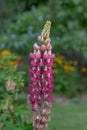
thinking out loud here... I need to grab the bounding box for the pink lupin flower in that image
[29,83,36,88]
[44,101,52,108]
[49,54,55,59]
[31,59,38,66]
[39,59,43,67]
[46,61,53,67]
[36,71,40,76]
[33,43,40,50]
[48,69,55,74]
[42,89,47,95]
[48,83,54,89]
[46,43,52,51]
[28,68,35,73]
[30,53,35,58]
[30,76,37,82]
[32,104,38,112]
[38,35,42,42]
[40,45,46,52]
[40,75,45,83]
[47,76,54,82]
[29,96,36,104]
[44,38,51,44]
[37,86,42,91]
[35,53,41,59]
[29,89,39,95]
[43,68,54,75]
[29,21,55,130]
[43,66,48,75]
[35,66,40,76]
[45,95,53,101]
[43,53,49,59]
[37,96,41,103]
[38,35,44,43]
[45,87,53,93]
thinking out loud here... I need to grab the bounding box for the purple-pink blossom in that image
[29,21,55,130]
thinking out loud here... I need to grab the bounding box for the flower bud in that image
[44,38,51,44]
[33,43,40,50]
[40,45,46,52]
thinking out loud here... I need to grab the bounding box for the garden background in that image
[0,0,87,130]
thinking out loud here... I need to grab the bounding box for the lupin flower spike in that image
[29,21,55,130]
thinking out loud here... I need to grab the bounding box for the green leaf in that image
[15,106,29,115]
[23,123,33,130]
[2,122,19,130]
[16,115,22,127]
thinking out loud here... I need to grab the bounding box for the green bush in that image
[49,0,87,58]
[0,51,32,129]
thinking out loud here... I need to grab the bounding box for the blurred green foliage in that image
[0,51,33,129]
[1,0,87,57]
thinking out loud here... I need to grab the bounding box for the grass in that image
[48,104,87,130]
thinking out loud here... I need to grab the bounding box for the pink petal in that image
[38,35,43,42]
[44,38,51,44]
[35,53,41,59]
[43,53,49,59]
[46,62,53,67]
[49,54,55,59]
[31,60,37,66]
[29,53,35,58]
[33,43,40,50]
[28,68,35,73]
[30,77,37,82]
[47,77,54,82]
[40,45,46,52]
[46,43,52,51]
[39,61,43,67]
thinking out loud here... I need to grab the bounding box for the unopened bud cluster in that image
[29,21,55,130]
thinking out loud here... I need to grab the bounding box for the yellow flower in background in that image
[72,61,78,65]
[10,61,17,65]
[64,65,75,72]
[69,60,78,65]
[54,56,64,65]
[81,67,87,72]
[0,50,21,70]
[1,50,11,56]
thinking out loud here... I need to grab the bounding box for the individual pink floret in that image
[35,53,41,59]
[43,53,49,59]
[29,83,37,88]
[40,77,45,83]
[40,45,46,52]
[47,76,54,82]
[44,38,51,44]
[30,53,35,58]
[49,54,55,59]
[46,43,52,51]
[30,77,37,82]
[39,60,43,67]
[28,68,35,73]
[31,60,38,66]
[33,43,40,50]
[46,61,53,67]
